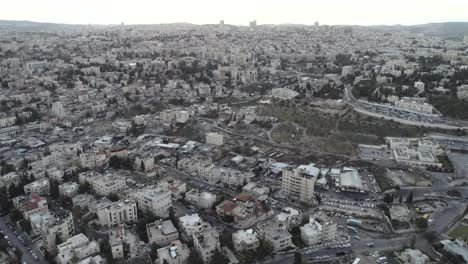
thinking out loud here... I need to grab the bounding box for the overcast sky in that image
[2,0,468,26]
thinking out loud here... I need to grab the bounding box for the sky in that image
[2,0,468,26]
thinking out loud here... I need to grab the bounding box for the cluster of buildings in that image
[386,137,444,168]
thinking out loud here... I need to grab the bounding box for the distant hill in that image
[0,20,468,39]
[0,20,86,32]
[407,22,468,40]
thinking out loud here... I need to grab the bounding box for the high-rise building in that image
[281,167,317,204]
[249,19,257,31]
[464,35,468,44]
[219,20,224,31]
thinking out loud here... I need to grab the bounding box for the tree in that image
[415,217,428,229]
[79,182,91,194]
[55,233,63,246]
[141,161,145,172]
[0,186,10,213]
[189,250,204,264]
[107,193,119,202]
[19,219,32,234]
[258,239,274,260]
[410,234,416,249]
[100,240,114,264]
[294,252,303,264]
[406,191,414,203]
[383,194,393,205]
[211,249,228,264]
[10,208,23,222]
[398,194,403,204]
[50,180,60,200]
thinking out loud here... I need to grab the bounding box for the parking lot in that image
[0,215,47,264]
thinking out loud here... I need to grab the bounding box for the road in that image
[0,215,47,264]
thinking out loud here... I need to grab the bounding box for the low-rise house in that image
[59,182,79,198]
[216,192,272,228]
[88,175,127,196]
[193,229,220,264]
[24,178,50,195]
[109,225,143,260]
[56,233,100,264]
[232,229,260,253]
[275,207,302,230]
[146,220,179,247]
[301,213,338,246]
[185,189,217,209]
[256,220,294,252]
[179,214,212,237]
[157,240,190,264]
[12,193,48,220]
[159,177,187,199]
[400,248,429,264]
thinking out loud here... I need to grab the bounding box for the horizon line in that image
[2,18,468,28]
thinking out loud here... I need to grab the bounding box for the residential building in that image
[179,214,212,237]
[109,225,142,260]
[301,213,338,246]
[24,178,50,195]
[185,189,217,209]
[132,187,172,217]
[56,233,100,264]
[159,177,187,199]
[12,193,48,220]
[400,248,429,264]
[281,167,317,204]
[30,208,75,252]
[88,176,126,196]
[193,229,220,264]
[205,132,224,146]
[59,182,79,198]
[440,239,468,263]
[256,220,294,252]
[157,240,190,264]
[146,220,179,247]
[232,229,259,252]
[97,199,138,227]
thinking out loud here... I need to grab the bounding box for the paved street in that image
[0,215,47,264]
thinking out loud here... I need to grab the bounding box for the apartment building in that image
[133,187,172,218]
[281,167,317,204]
[193,229,220,264]
[97,199,138,227]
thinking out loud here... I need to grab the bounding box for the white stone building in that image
[232,229,259,252]
[97,199,138,227]
[146,220,179,247]
[132,187,172,218]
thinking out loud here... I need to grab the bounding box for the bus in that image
[352,258,360,264]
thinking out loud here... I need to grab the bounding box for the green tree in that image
[211,249,228,264]
[78,182,91,194]
[415,217,428,229]
[50,179,60,200]
[406,191,414,203]
[10,208,23,222]
[294,252,303,264]
[383,194,393,205]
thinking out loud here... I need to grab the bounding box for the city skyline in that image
[2,0,468,26]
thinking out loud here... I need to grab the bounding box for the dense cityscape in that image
[1,19,468,264]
